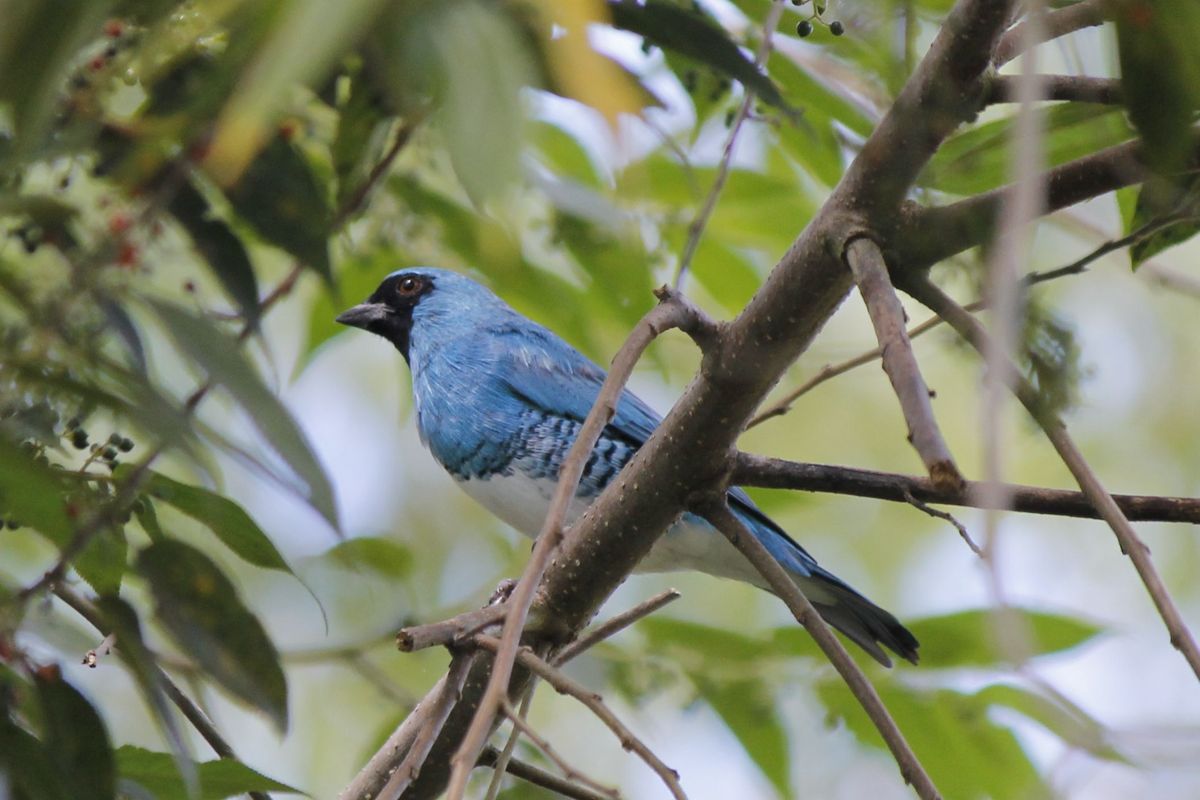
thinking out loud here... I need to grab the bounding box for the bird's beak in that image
[336,302,389,330]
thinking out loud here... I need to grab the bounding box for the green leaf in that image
[977,684,1126,762]
[0,436,73,548]
[166,180,262,328]
[531,120,604,188]
[35,667,117,800]
[397,1,535,203]
[149,300,338,529]
[332,71,396,212]
[1128,178,1200,268]
[136,468,291,574]
[692,674,790,797]
[97,595,198,796]
[609,0,788,112]
[136,540,289,731]
[134,496,167,543]
[323,536,413,578]
[923,104,1134,195]
[1114,0,1200,177]
[226,136,334,284]
[0,1,111,168]
[819,681,1046,800]
[906,607,1103,668]
[0,713,67,800]
[74,525,128,595]
[639,617,770,664]
[115,746,301,800]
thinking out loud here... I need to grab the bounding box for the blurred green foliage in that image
[0,1,1197,799]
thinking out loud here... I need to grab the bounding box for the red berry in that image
[108,213,132,235]
[103,19,125,38]
[116,241,139,267]
[89,55,107,72]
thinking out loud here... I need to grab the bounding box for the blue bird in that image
[336,268,918,666]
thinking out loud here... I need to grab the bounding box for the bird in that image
[336,268,918,666]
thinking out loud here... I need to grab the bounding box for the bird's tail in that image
[797,567,919,668]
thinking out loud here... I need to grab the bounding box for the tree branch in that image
[985,74,1122,105]
[553,589,681,666]
[844,237,962,490]
[396,603,509,654]
[901,274,1200,681]
[498,700,619,799]
[699,501,940,799]
[732,453,1200,525]
[994,0,1109,67]
[473,635,687,800]
[478,746,616,800]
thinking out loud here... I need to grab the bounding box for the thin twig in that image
[1026,212,1200,285]
[731,453,1200,524]
[699,501,940,800]
[903,490,982,555]
[333,118,420,229]
[397,603,509,653]
[378,653,475,800]
[672,0,786,290]
[474,635,687,800]
[499,700,620,799]
[985,75,1121,105]
[482,685,536,800]
[82,633,117,668]
[994,0,1108,67]
[479,747,614,800]
[844,237,962,490]
[446,293,697,799]
[554,589,681,666]
[903,274,1200,682]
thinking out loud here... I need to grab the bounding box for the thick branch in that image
[985,75,1122,105]
[845,237,962,490]
[902,275,1200,681]
[700,502,940,799]
[732,454,1200,524]
[891,130,1200,273]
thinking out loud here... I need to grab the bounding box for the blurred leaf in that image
[97,595,198,796]
[819,681,1046,800]
[149,300,338,529]
[332,72,395,212]
[323,536,413,579]
[134,496,166,542]
[225,135,334,284]
[978,684,1126,762]
[133,468,291,574]
[399,1,535,204]
[98,297,148,375]
[74,525,127,595]
[165,180,261,328]
[531,121,603,188]
[923,104,1134,195]
[639,617,771,665]
[204,0,391,184]
[0,436,73,548]
[906,608,1102,668]
[35,666,117,800]
[1114,0,1200,177]
[553,213,656,332]
[692,674,790,797]
[1129,178,1200,268]
[115,746,300,800]
[0,711,68,800]
[0,1,111,167]
[136,539,289,731]
[526,0,649,127]
[609,1,788,111]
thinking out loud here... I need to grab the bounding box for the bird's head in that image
[335,267,500,361]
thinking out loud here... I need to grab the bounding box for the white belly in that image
[454,473,769,588]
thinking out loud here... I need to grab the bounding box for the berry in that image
[118,437,134,452]
[830,20,845,36]
[107,432,122,445]
[71,430,89,449]
[102,446,119,461]
[103,19,124,38]
[66,416,81,430]
[797,20,813,37]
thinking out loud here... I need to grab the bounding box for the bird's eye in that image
[396,276,422,297]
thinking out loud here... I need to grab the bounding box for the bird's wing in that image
[491,322,822,571]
